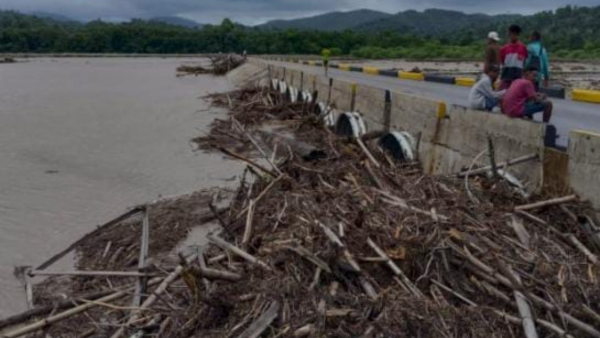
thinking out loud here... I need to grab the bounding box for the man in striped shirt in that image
[499,25,528,90]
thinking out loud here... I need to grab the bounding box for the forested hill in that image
[356,9,520,36]
[258,9,392,31]
[0,6,599,60]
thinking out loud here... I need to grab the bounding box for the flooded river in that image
[0,57,241,317]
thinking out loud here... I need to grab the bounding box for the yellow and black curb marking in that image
[267,57,600,103]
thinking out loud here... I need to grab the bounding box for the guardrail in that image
[265,56,600,103]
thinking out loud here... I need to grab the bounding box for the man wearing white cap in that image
[484,31,501,73]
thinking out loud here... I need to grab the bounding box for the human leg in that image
[484,97,499,111]
[542,100,553,123]
[523,101,547,120]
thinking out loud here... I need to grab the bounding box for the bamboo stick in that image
[133,209,150,307]
[214,146,277,178]
[29,270,158,278]
[2,279,161,338]
[237,301,280,338]
[515,195,578,211]
[208,234,271,271]
[109,256,196,338]
[367,238,423,298]
[457,153,538,177]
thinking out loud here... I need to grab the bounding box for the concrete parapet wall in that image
[568,130,600,213]
[433,106,545,188]
[354,84,386,131]
[329,79,354,112]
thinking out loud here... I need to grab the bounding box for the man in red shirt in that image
[499,25,528,90]
[502,66,553,123]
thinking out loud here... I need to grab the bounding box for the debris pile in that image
[177,55,246,76]
[3,84,600,338]
[0,57,16,63]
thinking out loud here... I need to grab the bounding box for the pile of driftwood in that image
[2,86,600,338]
[177,55,245,77]
[0,57,16,63]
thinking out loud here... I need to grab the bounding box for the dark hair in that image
[488,65,501,73]
[532,31,541,41]
[509,24,522,34]
[525,65,539,72]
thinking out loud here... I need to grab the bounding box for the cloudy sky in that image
[0,0,598,24]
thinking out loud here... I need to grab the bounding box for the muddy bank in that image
[3,78,600,337]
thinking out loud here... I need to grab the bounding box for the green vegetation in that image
[1,5,600,60]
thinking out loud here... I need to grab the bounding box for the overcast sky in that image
[1,0,599,25]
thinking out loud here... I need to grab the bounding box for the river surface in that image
[0,57,241,317]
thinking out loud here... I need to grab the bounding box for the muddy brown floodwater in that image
[0,57,242,318]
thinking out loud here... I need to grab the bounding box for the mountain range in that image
[149,16,203,29]
[257,9,521,36]
[23,11,204,29]
[258,9,391,31]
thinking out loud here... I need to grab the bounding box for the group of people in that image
[468,25,553,123]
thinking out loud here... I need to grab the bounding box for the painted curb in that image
[572,89,600,104]
[363,66,380,75]
[399,71,425,81]
[338,64,351,71]
[424,74,456,85]
[455,77,476,87]
[380,69,399,77]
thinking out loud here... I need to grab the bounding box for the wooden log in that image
[232,117,282,176]
[208,235,271,271]
[133,209,150,307]
[2,278,161,338]
[237,301,280,338]
[366,238,423,298]
[376,189,449,222]
[356,138,381,169]
[198,266,242,282]
[283,246,331,273]
[293,324,315,337]
[28,270,159,278]
[109,256,196,338]
[515,195,578,211]
[235,175,283,220]
[242,200,255,247]
[450,242,600,338]
[214,146,277,178]
[0,288,121,330]
[457,153,538,177]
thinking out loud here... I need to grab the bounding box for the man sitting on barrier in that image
[468,64,505,112]
[502,66,553,123]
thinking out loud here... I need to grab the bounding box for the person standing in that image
[526,31,550,91]
[321,48,331,76]
[499,25,528,90]
[484,31,501,73]
[469,65,506,111]
[502,66,553,123]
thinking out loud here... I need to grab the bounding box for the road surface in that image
[270,60,600,148]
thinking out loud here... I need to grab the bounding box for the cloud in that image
[1,0,598,24]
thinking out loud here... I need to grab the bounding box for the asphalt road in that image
[270,61,600,148]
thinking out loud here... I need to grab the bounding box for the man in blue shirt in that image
[526,31,550,91]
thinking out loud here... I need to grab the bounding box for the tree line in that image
[1,6,599,60]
